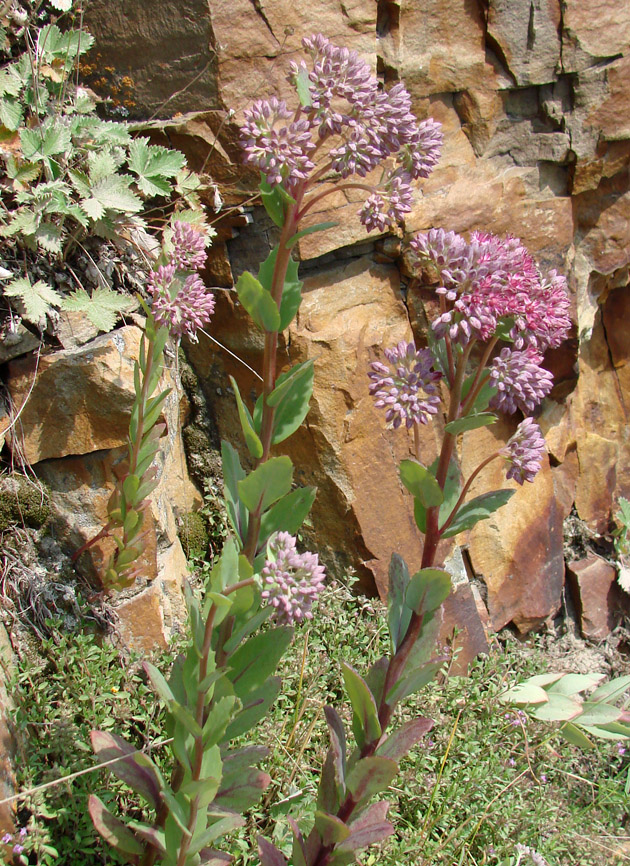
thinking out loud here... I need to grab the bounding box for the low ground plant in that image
[6,599,629,865]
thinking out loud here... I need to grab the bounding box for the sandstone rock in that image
[115,542,188,651]
[562,0,630,72]
[82,0,220,118]
[567,554,627,641]
[396,0,496,97]
[461,419,565,633]
[0,324,40,364]
[487,0,561,86]
[7,327,142,464]
[441,548,489,674]
[209,0,376,112]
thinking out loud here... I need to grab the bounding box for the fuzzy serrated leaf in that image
[4,277,62,322]
[62,286,134,333]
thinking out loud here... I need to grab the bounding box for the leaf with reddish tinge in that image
[258,836,288,866]
[346,756,398,803]
[376,717,434,761]
[88,795,143,859]
[90,730,162,809]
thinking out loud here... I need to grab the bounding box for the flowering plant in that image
[87,33,574,866]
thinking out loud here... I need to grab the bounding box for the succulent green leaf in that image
[189,814,246,856]
[88,795,144,857]
[286,221,338,248]
[258,836,288,866]
[258,486,316,548]
[399,460,443,508]
[221,440,248,543]
[315,812,351,846]
[340,662,381,749]
[503,682,550,706]
[144,661,176,705]
[546,673,605,697]
[215,765,271,812]
[237,456,293,514]
[202,695,237,747]
[254,361,314,444]
[386,659,445,705]
[404,568,451,616]
[532,693,582,722]
[295,67,313,107]
[445,412,498,435]
[224,676,282,740]
[440,489,515,538]
[590,674,630,703]
[376,717,434,761]
[278,255,303,330]
[259,179,285,228]
[573,701,623,727]
[90,730,162,809]
[387,553,412,653]
[226,627,293,698]
[235,271,281,332]
[346,756,397,804]
[560,722,595,749]
[229,375,263,458]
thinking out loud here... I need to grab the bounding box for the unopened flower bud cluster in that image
[261,532,326,625]
[147,221,214,342]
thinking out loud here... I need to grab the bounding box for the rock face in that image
[5,325,201,650]
[33,2,630,646]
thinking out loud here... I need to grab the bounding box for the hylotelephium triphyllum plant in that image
[88,33,574,866]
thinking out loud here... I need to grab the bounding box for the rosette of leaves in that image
[503,672,630,749]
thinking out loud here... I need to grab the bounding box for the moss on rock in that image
[178,511,209,559]
[0,475,51,532]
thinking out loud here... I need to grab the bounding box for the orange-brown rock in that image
[460,419,565,633]
[7,327,143,464]
[567,555,629,641]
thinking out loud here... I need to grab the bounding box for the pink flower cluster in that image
[410,228,571,351]
[368,341,442,429]
[260,532,326,625]
[240,34,443,232]
[147,221,214,342]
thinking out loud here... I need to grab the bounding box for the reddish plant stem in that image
[460,336,497,416]
[438,452,500,535]
[242,186,305,562]
[311,344,473,866]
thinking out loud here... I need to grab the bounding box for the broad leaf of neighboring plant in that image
[62,287,136,333]
[3,276,62,323]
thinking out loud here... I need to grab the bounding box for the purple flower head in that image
[2,833,11,844]
[13,843,24,854]
[500,418,546,485]
[397,117,444,179]
[260,532,326,625]
[239,34,442,220]
[410,229,571,349]
[368,341,442,429]
[240,96,316,187]
[359,169,413,232]
[171,221,208,271]
[489,346,554,415]
[148,224,214,341]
